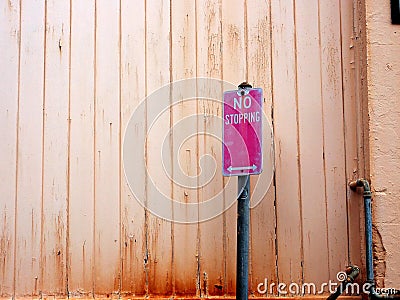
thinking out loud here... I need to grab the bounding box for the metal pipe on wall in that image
[349,179,400,300]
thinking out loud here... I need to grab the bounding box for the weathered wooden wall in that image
[0,0,366,297]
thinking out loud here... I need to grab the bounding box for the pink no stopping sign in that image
[222,88,263,176]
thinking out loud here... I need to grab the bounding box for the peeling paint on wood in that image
[246,0,277,294]
[93,0,121,295]
[171,0,198,296]
[40,0,70,294]
[14,0,45,295]
[0,0,19,296]
[271,0,303,288]
[120,0,146,295]
[145,0,173,295]
[68,0,95,295]
[197,0,225,296]
[0,0,365,297]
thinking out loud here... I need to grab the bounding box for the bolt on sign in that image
[222,88,263,176]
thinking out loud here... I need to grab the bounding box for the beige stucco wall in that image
[365,0,400,288]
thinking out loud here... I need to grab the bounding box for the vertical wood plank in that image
[171,0,198,295]
[221,0,246,294]
[246,0,277,295]
[0,0,19,296]
[319,0,349,279]
[145,0,173,295]
[14,0,45,296]
[353,0,368,280]
[94,0,121,295]
[0,0,364,296]
[271,0,303,290]
[68,0,95,295]
[353,0,369,183]
[40,0,70,294]
[196,0,226,296]
[120,0,146,295]
[295,0,330,286]
[340,0,362,270]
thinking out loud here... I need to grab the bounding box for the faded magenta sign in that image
[223,88,263,176]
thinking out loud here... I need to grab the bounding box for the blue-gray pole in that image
[236,175,250,300]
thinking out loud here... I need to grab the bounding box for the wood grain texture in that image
[40,0,70,295]
[93,0,121,295]
[319,0,349,279]
[0,0,365,296]
[294,0,329,286]
[0,0,20,296]
[145,0,173,295]
[246,0,277,295]
[271,0,303,289]
[120,0,146,295]
[340,0,362,276]
[221,0,246,294]
[196,0,226,296]
[14,0,45,296]
[171,0,199,295]
[353,0,368,281]
[68,0,95,295]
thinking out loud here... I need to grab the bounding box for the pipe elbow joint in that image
[346,265,360,282]
[349,178,371,196]
[349,179,363,190]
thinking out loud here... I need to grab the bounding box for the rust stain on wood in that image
[0,0,365,296]
[0,210,11,295]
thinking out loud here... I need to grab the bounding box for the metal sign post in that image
[222,82,263,300]
[236,174,250,300]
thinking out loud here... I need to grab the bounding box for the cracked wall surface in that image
[365,0,400,288]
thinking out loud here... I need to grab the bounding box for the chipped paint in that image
[0,0,369,297]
